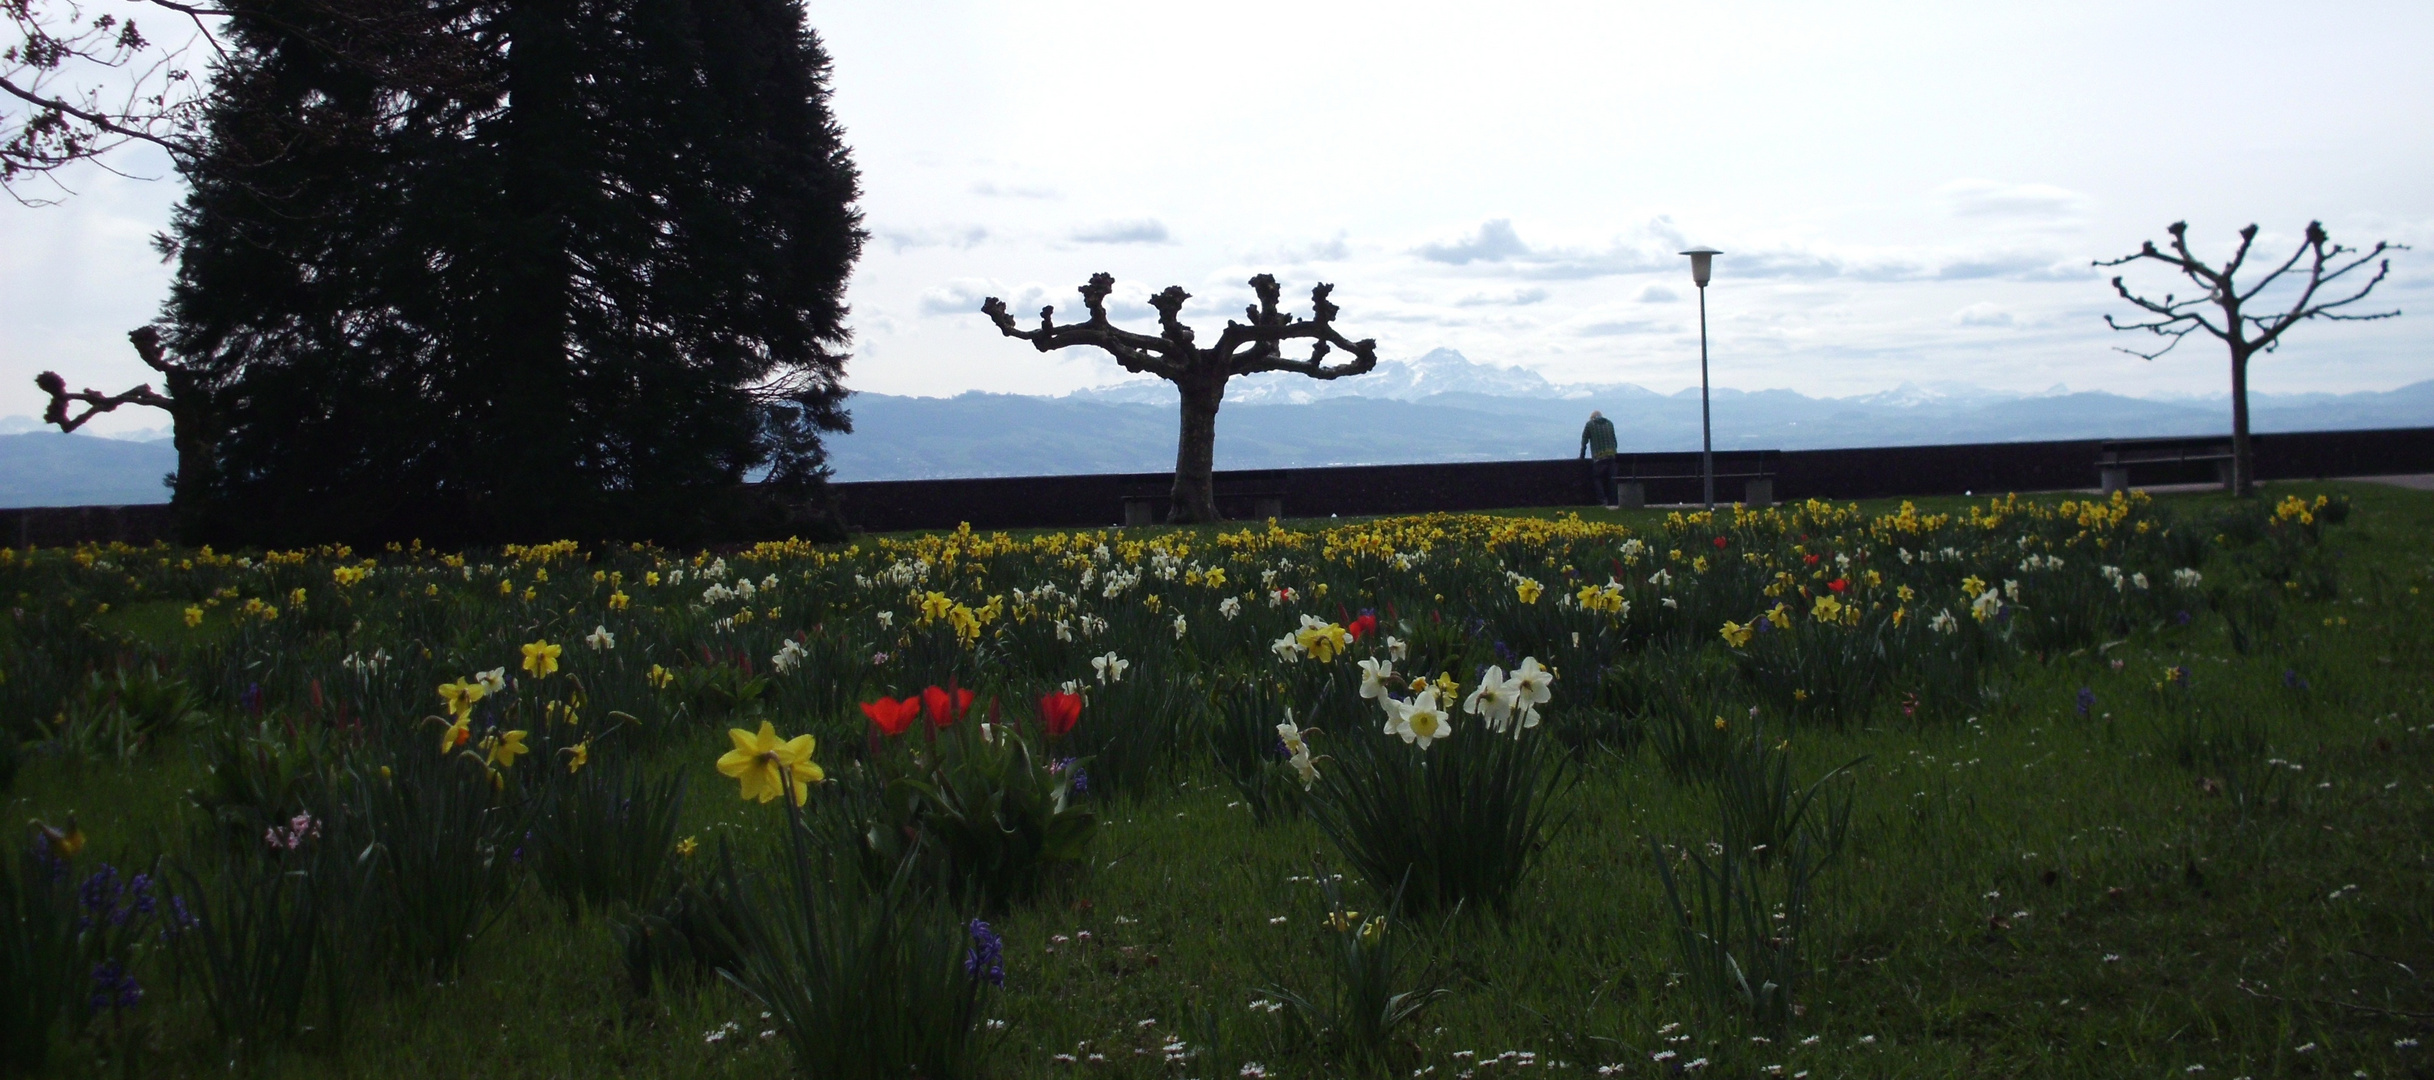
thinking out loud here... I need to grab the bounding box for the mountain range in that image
[825,349,2434,481]
[4,348,2429,505]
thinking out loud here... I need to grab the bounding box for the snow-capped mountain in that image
[1071,348,1568,405]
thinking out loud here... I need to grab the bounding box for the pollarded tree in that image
[2098,221,2404,498]
[984,273,1378,524]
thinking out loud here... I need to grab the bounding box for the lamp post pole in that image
[1681,247,1720,510]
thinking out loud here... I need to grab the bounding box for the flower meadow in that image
[1,485,2430,1078]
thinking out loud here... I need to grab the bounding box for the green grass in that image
[4,480,2431,1078]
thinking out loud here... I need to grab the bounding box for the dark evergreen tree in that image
[159,0,862,545]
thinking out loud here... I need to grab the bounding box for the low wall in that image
[829,426,2434,533]
[0,503,178,548]
[6,427,2429,545]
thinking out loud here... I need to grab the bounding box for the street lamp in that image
[1681,246,1721,509]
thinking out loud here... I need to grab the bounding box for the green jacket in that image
[1580,416,1617,459]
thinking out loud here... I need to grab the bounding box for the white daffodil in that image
[771,638,806,674]
[1218,596,1243,619]
[1172,613,1189,639]
[1506,657,1554,707]
[1387,688,1452,749]
[1647,568,1673,588]
[476,667,508,694]
[1929,608,1960,635]
[2131,572,2149,590]
[1271,633,1304,662]
[876,610,895,628]
[2003,578,2022,601]
[1385,635,1407,661]
[1971,589,2003,622]
[1276,710,1310,758]
[1092,651,1129,684]
[1288,745,1321,789]
[1463,665,1516,732]
[1054,618,1074,642]
[586,625,616,651]
[1356,656,1396,700]
[2173,567,2202,588]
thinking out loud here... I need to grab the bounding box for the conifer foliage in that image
[159,0,864,544]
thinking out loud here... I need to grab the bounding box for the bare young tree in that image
[985,273,1379,524]
[2098,221,2404,497]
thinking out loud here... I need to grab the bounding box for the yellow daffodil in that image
[1514,578,1544,604]
[717,721,824,804]
[521,639,562,678]
[1295,622,1353,663]
[182,605,204,627]
[676,836,699,859]
[564,740,590,774]
[608,590,630,610]
[483,730,529,769]
[1811,595,1844,622]
[438,677,486,720]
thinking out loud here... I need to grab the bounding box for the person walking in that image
[1579,409,1619,507]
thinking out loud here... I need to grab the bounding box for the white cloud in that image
[877,225,990,253]
[1941,179,2090,220]
[1638,284,1680,303]
[1952,302,2015,327]
[1069,219,1171,245]
[1455,287,1551,307]
[1417,219,1532,264]
[970,181,1060,199]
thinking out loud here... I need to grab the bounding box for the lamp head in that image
[1680,246,1721,288]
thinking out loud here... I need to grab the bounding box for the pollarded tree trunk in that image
[2228,344,2254,497]
[1170,374,1226,524]
[984,273,1379,525]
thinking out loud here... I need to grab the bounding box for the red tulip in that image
[1802,553,1821,566]
[1345,614,1377,641]
[1037,691,1082,738]
[1827,577,1849,593]
[860,695,922,737]
[1713,535,1729,549]
[922,684,975,728]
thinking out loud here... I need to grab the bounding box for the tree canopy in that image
[152,0,862,545]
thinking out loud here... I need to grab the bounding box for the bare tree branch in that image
[33,325,182,431]
[2097,219,2408,496]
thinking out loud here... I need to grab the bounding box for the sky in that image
[4,0,2431,436]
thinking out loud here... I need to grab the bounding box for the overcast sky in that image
[5,0,2430,435]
